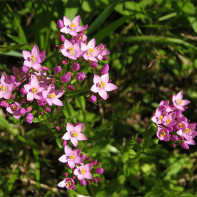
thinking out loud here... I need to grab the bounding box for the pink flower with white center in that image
[62,123,87,147]
[0,74,15,100]
[58,178,75,190]
[60,15,88,37]
[162,112,176,127]
[156,126,170,141]
[23,45,46,71]
[151,108,167,125]
[42,83,65,106]
[159,100,173,113]
[73,163,93,180]
[6,101,21,119]
[24,75,45,101]
[58,145,83,169]
[12,67,25,85]
[177,123,197,140]
[90,73,118,100]
[31,69,51,85]
[172,91,190,111]
[96,44,110,60]
[60,39,83,60]
[81,38,100,62]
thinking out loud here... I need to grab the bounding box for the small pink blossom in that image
[57,178,75,190]
[156,126,170,142]
[6,101,21,119]
[73,163,93,180]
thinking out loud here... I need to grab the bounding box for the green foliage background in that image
[0,0,197,196]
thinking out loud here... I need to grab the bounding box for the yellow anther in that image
[1,85,7,92]
[12,105,18,111]
[79,35,82,40]
[69,47,74,51]
[159,116,163,121]
[160,130,166,137]
[70,23,76,28]
[165,119,171,124]
[69,47,75,55]
[31,55,36,63]
[71,131,78,137]
[48,93,55,99]
[179,123,183,128]
[80,168,86,175]
[70,155,75,160]
[66,180,72,187]
[176,99,182,105]
[184,128,191,134]
[99,81,105,89]
[88,48,94,53]
[32,87,38,94]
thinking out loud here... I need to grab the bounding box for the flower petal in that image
[99,90,108,100]
[104,83,118,92]
[71,137,78,147]
[59,155,67,163]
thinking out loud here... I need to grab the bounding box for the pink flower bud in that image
[39,111,44,115]
[51,79,56,83]
[137,138,142,144]
[97,162,102,166]
[56,126,61,130]
[180,142,189,150]
[92,159,97,165]
[172,143,176,148]
[98,177,102,181]
[90,62,98,69]
[179,136,184,141]
[26,113,34,123]
[26,106,32,113]
[55,45,59,49]
[87,180,91,185]
[57,19,64,29]
[0,100,9,107]
[67,85,75,91]
[9,75,15,83]
[95,167,104,174]
[22,66,29,73]
[62,60,68,65]
[64,172,68,177]
[80,179,86,186]
[42,66,49,71]
[21,98,26,104]
[20,108,26,115]
[171,135,178,142]
[93,178,98,183]
[60,35,65,42]
[11,94,15,99]
[101,64,109,75]
[73,176,77,180]
[54,66,62,74]
[76,72,86,81]
[103,56,107,60]
[20,87,27,96]
[61,73,71,83]
[81,154,86,160]
[87,157,91,162]
[62,140,67,146]
[89,95,97,103]
[72,62,80,71]
[44,107,51,113]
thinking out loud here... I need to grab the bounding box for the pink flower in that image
[6,101,21,119]
[26,113,34,123]
[96,44,110,60]
[62,123,87,147]
[90,73,118,100]
[73,163,93,180]
[60,15,88,37]
[60,39,83,60]
[58,178,75,190]
[156,126,170,141]
[58,145,83,169]
[172,91,190,111]
[24,75,45,101]
[23,45,46,71]
[162,112,177,127]
[0,74,15,99]
[42,83,65,106]
[95,167,104,174]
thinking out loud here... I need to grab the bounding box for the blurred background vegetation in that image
[1,0,197,196]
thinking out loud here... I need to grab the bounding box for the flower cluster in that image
[58,122,103,190]
[152,91,197,149]
[57,15,118,101]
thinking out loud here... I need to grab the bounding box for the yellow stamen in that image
[31,55,36,63]
[32,87,38,94]
[80,168,86,175]
[79,35,82,40]
[160,130,166,137]
[1,85,7,92]
[12,105,18,111]
[48,93,55,99]
[69,47,75,55]
[88,48,94,53]
[66,180,72,187]
[165,119,171,124]
[159,116,163,121]
[70,155,75,160]
[70,23,76,28]
[71,131,78,137]
[99,81,105,89]
[184,128,191,134]
[179,123,183,128]
[176,99,182,105]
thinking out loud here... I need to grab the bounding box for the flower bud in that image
[61,72,71,83]
[26,113,34,123]
[171,135,178,142]
[73,176,77,180]
[180,142,189,150]
[103,56,107,60]
[87,157,91,162]
[20,108,26,115]
[89,95,97,103]
[87,180,91,185]
[92,159,97,165]
[80,179,86,186]
[137,138,142,144]
[81,154,86,160]
[54,66,62,74]
[62,60,68,65]
[172,143,176,149]
[56,126,61,130]
[39,111,44,115]
[72,62,80,71]
[76,72,86,81]
[95,167,104,174]
[60,35,65,42]
[93,178,98,183]
[11,94,15,99]
[44,107,51,113]
[90,62,98,69]
[57,19,64,29]
[64,172,68,177]
[0,100,9,107]
[101,64,109,75]
[22,66,29,74]
[21,98,26,104]
[26,106,32,113]
[20,87,28,96]
[62,140,67,146]
[179,136,184,141]
[9,75,15,83]
[67,85,75,91]
[98,177,102,181]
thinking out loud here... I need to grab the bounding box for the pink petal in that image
[88,56,98,62]
[62,132,71,140]
[57,179,66,188]
[90,84,99,93]
[68,160,75,169]
[3,92,12,100]
[22,50,31,59]
[88,38,96,49]
[66,123,74,132]
[71,137,78,147]
[32,63,41,71]
[31,45,40,61]
[81,42,87,51]
[74,157,82,164]
[72,15,80,26]
[75,123,84,133]
[101,73,109,83]
[99,90,108,100]
[77,133,87,141]
[27,92,34,101]
[58,155,67,163]
[182,100,190,106]
[60,27,69,34]
[84,172,93,179]
[24,60,32,67]
[39,51,46,62]
[63,16,71,26]
[76,25,87,32]
[52,98,63,106]
[177,91,183,99]
[64,145,72,154]
[77,174,84,180]
[104,83,117,92]
[93,75,101,84]
[64,39,73,49]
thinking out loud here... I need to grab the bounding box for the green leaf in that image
[32,148,40,189]
[0,115,11,129]
[0,50,23,57]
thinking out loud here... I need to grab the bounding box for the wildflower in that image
[54,66,62,74]
[76,72,86,81]
[58,178,75,190]
[73,163,93,180]
[101,64,109,75]
[26,113,34,123]
[72,62,80,71]
[89,95,97,103]
[6,101,22,119]
[61,72,71,83]
[156,126,170,142]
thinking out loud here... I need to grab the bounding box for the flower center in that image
[179,123,183,128]
[12,105,18,111]
[70,22,76,31]
[99,81,105,89]
[32,87,38,94]
[176,99,182,105]
[184,128,191,134]
[159,115,163,121]
[71,131,78,137]
[79,35,82,40]
[160,130,166,137]
[80,168,86,175]
[69,47,75,55]
[48,93,55,99]
[1,85,7,92]
[31,55,36,63]
[87,48,94,56]
[66,180,72,188]
[165,119,171,124]
[70,155,75,160]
